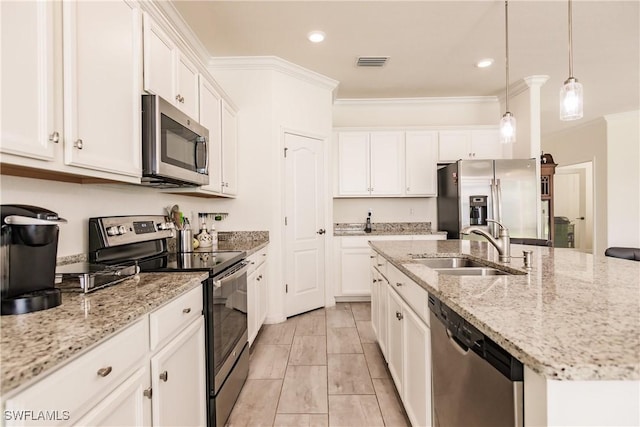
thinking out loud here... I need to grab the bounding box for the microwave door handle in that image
[194,137,208,173]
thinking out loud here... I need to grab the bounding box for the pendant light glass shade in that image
[560,77,583,120]
[500,112,516,144]
[499,1,515,143]
[559,0,583,121]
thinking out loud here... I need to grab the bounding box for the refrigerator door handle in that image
[490,179,499,237]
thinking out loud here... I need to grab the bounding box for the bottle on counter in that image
[209,222,218,249]
[364,213,372,233]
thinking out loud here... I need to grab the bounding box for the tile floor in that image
[226,302,410,427]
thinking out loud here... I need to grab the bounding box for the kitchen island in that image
[370,239,640,426]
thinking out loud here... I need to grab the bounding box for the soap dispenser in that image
[364,212,372,233]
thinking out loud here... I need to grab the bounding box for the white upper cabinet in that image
[1,1,59,162]
[143,13,199,121]
[405,131,438,196]
[199,78,223,194]
[438,128,507,162]
[471,129,507,159]
[175,54,200,120]
[62,0,142,177]
[370,132,404,196]
[337,132,370,195]
[221,100,238,196]
[336,131,403,196]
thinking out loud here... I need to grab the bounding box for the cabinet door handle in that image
[183,308,191,314]
[160,371,168,382]
[370,255,375,259]
[143,387,152,399]
[372,279,378,283]
[395,282,403,287]
[175,94,182,102]
[317,228,326,235]
[49,131,60,143]
[396,311,403,320]
[378,263,384,267]
[97,366,112,377]
[74,139,83,149]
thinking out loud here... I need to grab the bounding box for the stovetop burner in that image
[139,250,246,276]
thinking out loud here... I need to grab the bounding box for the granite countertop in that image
[0,271,208,395]
[210,231,269,256]
[334,222,447,237]
[369,239,640,381]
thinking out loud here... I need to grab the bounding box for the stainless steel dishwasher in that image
[428,294,524,427]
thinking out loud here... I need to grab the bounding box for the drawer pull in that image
[395,282,403,287]
[183,308,191,314]
[370,255,375,259]
[160,371,168,382]
[378,263,384,267]
[97,366,112,377]
[143,387,152,399]
[396,311,403,320]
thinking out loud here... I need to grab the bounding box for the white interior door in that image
[555,166,591,252]
[284,133,325,317]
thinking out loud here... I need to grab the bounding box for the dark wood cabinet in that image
[540,153,557,244]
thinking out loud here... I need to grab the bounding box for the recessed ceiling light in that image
[307,31,326,43]
[476,58,494,68]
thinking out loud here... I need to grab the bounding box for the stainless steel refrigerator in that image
[437,159,539,239]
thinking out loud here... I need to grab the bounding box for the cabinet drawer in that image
[247,246,268,274]
[370,251,387,276]
[150,285,203,351]
[4,319,148,426]
[386,265,429,325]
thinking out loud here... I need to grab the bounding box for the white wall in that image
[542,119,608,254]
[332,97,499,228]
[210,58,336,321]
[0,175,229,257]
[604,111,640,248]
[543,110,640,253]
[333,198,435,224]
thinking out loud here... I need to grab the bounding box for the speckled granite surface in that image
[217,231,269,255]
[0,271,208,395]
[57,253,87,266]
[334,222,446,237]
[370,239,640,381]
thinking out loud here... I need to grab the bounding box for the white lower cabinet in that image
[150,317,206,427]
[74,365,151,427]
[387,288,404,392]
[402,300,432,427]
[335,235,444,299]
[2,285,206,427]
[248,246,269,346]
[372,257,432,427]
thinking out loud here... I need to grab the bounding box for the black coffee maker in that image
[1,205,67,315]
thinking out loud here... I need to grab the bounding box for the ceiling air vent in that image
[356,56,389,67]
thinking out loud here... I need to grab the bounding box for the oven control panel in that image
[89,215,175,249]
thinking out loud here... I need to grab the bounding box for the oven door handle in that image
[213,262,249,288]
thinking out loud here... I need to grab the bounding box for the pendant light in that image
[500,0,516,144]
[559,0,583,120]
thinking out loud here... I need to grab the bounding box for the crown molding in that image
[209,56,339,92]
[334,96,498,106]
[149,1,212,66]
[496,75,550,102]
[604,110,640,123]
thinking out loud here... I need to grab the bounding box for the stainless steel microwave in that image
[141,95,209,187]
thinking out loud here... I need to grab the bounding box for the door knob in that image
[317,229,326,235]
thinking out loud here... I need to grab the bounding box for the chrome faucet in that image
[461,219,511,263]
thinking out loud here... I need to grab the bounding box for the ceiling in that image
[172,1,640,136]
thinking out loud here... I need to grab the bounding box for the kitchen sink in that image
[433,267,513,276]
[412,257,486,268]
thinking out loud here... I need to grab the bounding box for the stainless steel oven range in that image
[87,215,249,427]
